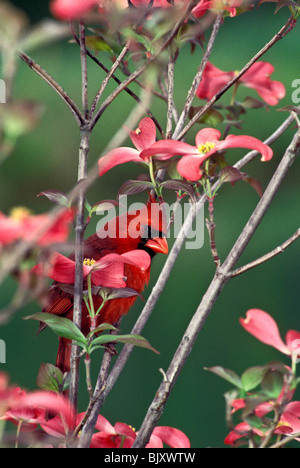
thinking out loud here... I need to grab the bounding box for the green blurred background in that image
[0,1,300,448]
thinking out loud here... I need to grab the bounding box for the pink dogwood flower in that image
[139,127,273,181]
[130,0,180,7]
[192,0,244,18]
[39,412,190,448]
[0,373,26,418]
[1,403,45,432]
[224,422,264,445]
[196,61,285,106]
[0,207,74,248]
[275,402,300,438]
[240,309,300,360]
[32,250,151,288]
[90,414,191,448]
[50,0,100,19]
[1,386,76,437]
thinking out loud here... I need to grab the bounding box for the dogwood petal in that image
[176,154,207,181]
[152,426,191,448]
[95,414,116,434]
[239,309,290,355]
[98,147,142,176]
[0,213,20,245]
[224,422,253,445]
[246,80,286,106]
[17,391,75,432]
[120,250,151,271]
[241,62,285,106]
[192,0,214,18]
[145,433,164,448]
[216,134,273,161]
[39,414,67,438]
[196,62,235,100]
[195,127,221,147]
[285,330,300,356]
[114,422,136,439]
[32,253,92,284]
[50,0,98,19]
[91,250,151,287]
[127,117,157,151]
[91,262,126,288]
[140,139,197,162]
[96,250,151,272]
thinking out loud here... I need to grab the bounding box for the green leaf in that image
[219,166,245,184]
[189,106,224,127]
[261,369,284,398]
[98,287,142,301]
[90,199,119,216]
[36,363,64,393]
[242,175,263,197]
[37,189,69,207]
[205,366,243,389]
[242,96,266,109]
[165,158,181,180]
[160,179,197,202]
[118,179,154,197]
[241,366,266,392]
[24,312,87,345]
[86,323,117,341]
[90,333,159,354]
[85,35,114,54]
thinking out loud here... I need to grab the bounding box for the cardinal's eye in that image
[142,225,163,240]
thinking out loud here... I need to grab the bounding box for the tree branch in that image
[69,23,91,413]
[231,227,300,278]
[172,11,223,139]
[19,51,85,127]
[79,21,89,118]
[70,31,164,137]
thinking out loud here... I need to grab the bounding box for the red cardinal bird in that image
[37,195,168,374]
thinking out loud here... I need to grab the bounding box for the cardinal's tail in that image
[56,337,72,376]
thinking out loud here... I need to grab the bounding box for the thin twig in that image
[70,32,164,137]
[206,195,221,268]
[269,429,300,448]
[19,51,85,127]
[69,22,91,413]
[79,21,89,118]
[172,11,224,140]
[166,48,178,139]
[231,227,300,278]
[89,41,131,118]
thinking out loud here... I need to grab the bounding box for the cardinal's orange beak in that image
[145,236,168,255]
